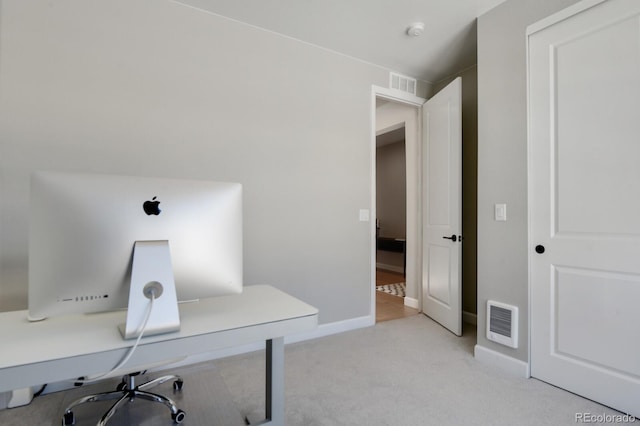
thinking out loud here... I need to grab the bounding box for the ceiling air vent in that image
[486,300,518,348]
[389,72,417,95]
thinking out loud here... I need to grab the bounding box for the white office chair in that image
[61,365,186,425]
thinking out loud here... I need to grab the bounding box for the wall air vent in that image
[486,300,518,348]
[389,72,417,95]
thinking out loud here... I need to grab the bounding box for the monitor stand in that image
[119,240,181,340]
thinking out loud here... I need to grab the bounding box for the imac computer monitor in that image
[28,171,242,336]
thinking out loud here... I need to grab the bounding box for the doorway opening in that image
[375,125,415,322]
[373,96,421,323]
[372,77,471,335]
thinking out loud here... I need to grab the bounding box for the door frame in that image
[370,86,426,321]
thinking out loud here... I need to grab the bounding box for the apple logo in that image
[143,196,161,216]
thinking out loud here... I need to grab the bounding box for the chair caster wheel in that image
[173,379,183,391]
[62,411,75,425]
[172,409,186,423]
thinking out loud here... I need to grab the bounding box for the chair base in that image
[61,373,185,426]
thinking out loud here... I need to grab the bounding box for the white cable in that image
[72,292,155,384]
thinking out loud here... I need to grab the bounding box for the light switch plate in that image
[359,209,370,222]
[495,204,507,221]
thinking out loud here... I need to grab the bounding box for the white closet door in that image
[529,0,640,417]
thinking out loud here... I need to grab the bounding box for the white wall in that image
[376,139,406,272]
[0,1,395,325]
[376,140,406,240]
[476,0,580,362]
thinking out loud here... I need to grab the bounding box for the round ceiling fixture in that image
[407,22,425,37]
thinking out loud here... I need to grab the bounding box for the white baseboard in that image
[474,344,530,378]
[463,311,477,326]
[375,263,404,275]
[404,297,419,310]
[286,314,374,344]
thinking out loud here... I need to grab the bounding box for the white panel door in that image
[529,0,640,417]
[422,77,462,336]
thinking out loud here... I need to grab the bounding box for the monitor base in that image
[120,240,181,340]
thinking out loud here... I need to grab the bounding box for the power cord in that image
[33,384,47,398]
[72,291,156,385]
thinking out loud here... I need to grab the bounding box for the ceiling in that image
[174,0,508,84]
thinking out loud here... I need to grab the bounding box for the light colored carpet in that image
[214,315,623,426]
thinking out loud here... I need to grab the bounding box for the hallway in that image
[375,269,418,323]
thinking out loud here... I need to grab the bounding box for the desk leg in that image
[247,338,284,425]
[265,337,284,425]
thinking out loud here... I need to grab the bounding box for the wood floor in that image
[375,269,419,323]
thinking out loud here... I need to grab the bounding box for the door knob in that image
[535,245,545,254]
[442,234,457,242]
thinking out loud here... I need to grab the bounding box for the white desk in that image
[0,285,318,425]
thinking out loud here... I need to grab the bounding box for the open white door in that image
[529,0,640,417]
[421,77,462,336]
